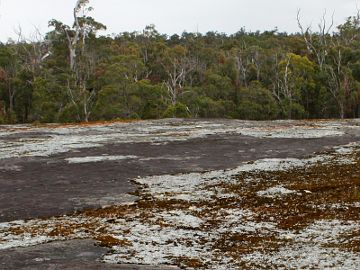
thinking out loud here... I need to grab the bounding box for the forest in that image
[1,1,360,124]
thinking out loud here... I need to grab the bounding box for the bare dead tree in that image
[14,26,51,80]
[326,37,348,119]
[163,56,196,105]
[0,55,17,114]
[297,10,334,70]
[67,0,82,72]
[271,52,282,104]
[297,10,351,118]
[230,40,249,88]
[251,47,262,81]
[271,53,295,118]
[234,50,248,88]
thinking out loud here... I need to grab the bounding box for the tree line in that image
[1,1,360,124]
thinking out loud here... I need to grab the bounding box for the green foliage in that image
[163,102,191,118]
[200,73,234,101]
[134,80,168,119]
[196,96,223,118]
[93,85,129,120]
[238,82,279,120]
[1,11,360,123]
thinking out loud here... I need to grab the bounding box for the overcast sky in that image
[0,0,359,41]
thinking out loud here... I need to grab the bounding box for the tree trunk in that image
[339,103,345,119]
[8,82,14,113]
[69,47,76,72]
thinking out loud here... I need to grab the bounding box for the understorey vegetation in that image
[1,1,360,124]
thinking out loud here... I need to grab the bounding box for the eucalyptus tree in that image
[297,11,359,118]
[49,0,106,122]
[94,54,146,119]
[273,53,316,118]
[162,45,196,105]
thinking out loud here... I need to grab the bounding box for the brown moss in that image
[213,233,287,255]
[213,148,360,231]
[137,199,193,210]
[325,229,360,252]
[95,235,132,248]
[48,225,73,237]
[82,205,134,218]
[173,257,205,268]
[9,227,25,235]
[47,222,97,237]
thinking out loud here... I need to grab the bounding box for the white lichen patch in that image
[244,220,360,269]
[139,155,200,162]
[256,186,298,198]
[0,164,22,171]
[244,243,360,269]
[134,151,352,203]
[313,202,360,211]
[156,210,204,228]
[65,155,138,164]
[102,221,211,266]
[238,122,347,138]
[0,234,52,250]
[1,119,359,159]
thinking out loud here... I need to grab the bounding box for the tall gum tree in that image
[273,53,316,119]
[49,0,106,122]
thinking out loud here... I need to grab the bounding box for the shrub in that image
[237,82,279,120]
[162,102,191,118]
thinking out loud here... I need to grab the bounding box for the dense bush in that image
[0,2,359,123]
[237,82,279,120]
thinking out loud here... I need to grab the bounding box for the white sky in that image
[0,0,359,41]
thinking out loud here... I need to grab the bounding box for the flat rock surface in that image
[0,119,359,269]
[0,239,178,270]
[0,119,359,222]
